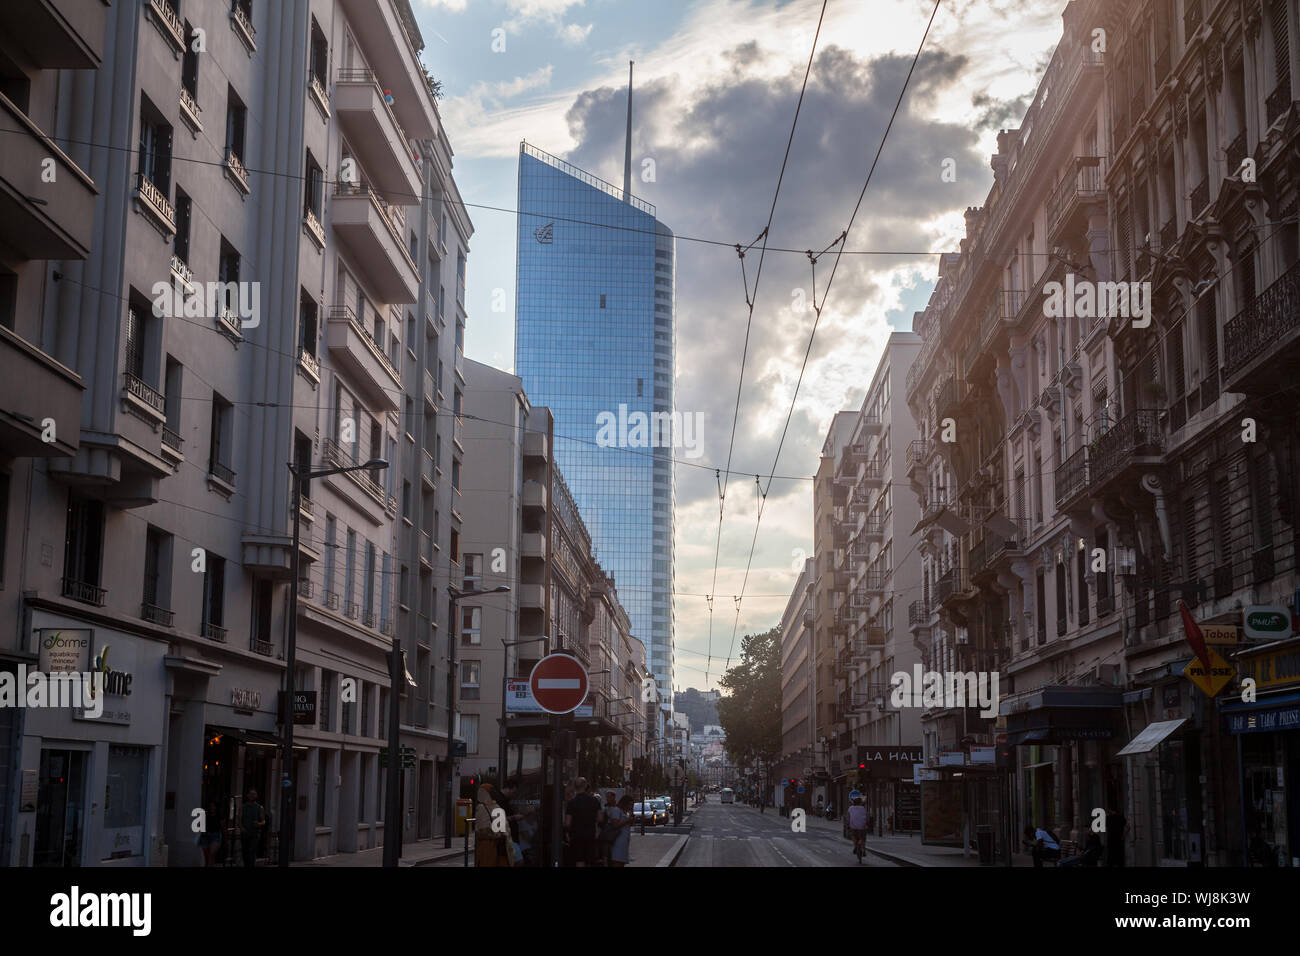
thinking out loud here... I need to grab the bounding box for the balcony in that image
[523,480,548,512]
[309,73,331,119]
[298,347,320,384]
[968,532,1017,580]
[326,305,402,410]
[0,0,107,68]
[61,577,105,607]
[861,571,886,594]
[908,600,930,629]
[1046,157,1105,243]
[906,439,932,476]
[161,425,183,460]
[858,412,882,435]
[141,602,174,627]
[145,0,185,55]
[0,326,83,458]
[1054,444,1089,512]
[517,583,546,609]
[334,71,422,202]
[423,369,437,410]
[331,184,419,304]
[230,2,256,52]
[303,206,326,250]
[452,415,464,452]
[973,290,1024,373]
[1087,409,1163,495]
[224,147,251,195]
[934,374,965,421]
[208,459,236,490]
[122,372,166,424]
[1223,258,1300,394]
[934,566,971,608]
[179,85,202,133]
[848,489,873,514]
[858,519,884,542]
[337,0,439,139]
[1,92,98,259]
[321,437,388,510]
[521,532,546,559]
[201,622,228,643]
[523,430,549,461]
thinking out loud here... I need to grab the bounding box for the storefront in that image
[1222,637,1300,867]
[12,610,169,867]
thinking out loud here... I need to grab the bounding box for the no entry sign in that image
[528,653,589,714]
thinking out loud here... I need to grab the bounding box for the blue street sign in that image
[797,786,805,793]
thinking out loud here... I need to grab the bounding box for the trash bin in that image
[976,824,994,864]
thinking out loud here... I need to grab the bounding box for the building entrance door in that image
[34,748,88,866]
[418,762,433,839]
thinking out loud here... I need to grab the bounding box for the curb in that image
[659,833,690,867]
[409,851,466,866]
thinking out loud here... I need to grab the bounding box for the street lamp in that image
[280,456,388,868]
[498,636,546,796]
[444,584,510,848]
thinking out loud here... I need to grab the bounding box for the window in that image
[450,529,460,565]
[463,553,481,590]
[143,527,171,611]
[459,714,479,753]
[399,565,409,609]
[209,392,233,479]
[460,661,480,700]
[174,190,192,265]
[341,675,354,735]
[181,22,200,98]
[451,458,460,492]
[138,95,173,193]
[316,755,327,826]
[218,238,240,305]
[369,420,382,484]
[320,670,334,732]
[1035,570,1047,645]
[600,294,606,309]
[299,291,318,358]
[304,151,323,218]
[323,514,337,604]
[1077,542,1089,627]
[225,84,247,161]
[344,529,357,616]
[309,17,328,87]
[363,541,376,623]
[252,579,273,648]
[402,480,412,521]
[64,494,105,594]
[202,553,226,632]
[102,746,149,861]
[461,606,481,646]
[1055,561,1067,636]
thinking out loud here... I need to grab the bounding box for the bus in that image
[719,787,735,804]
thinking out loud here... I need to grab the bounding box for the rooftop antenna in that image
[623,60,634,202]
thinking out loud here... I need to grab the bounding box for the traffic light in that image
[467,776,477,788]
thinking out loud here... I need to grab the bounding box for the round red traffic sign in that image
[528,653,589,714]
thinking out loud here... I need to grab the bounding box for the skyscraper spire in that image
[623,60,634,202]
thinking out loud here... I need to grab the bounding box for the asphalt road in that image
[675,803,901,867]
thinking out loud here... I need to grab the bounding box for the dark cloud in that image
[559,42,992,515]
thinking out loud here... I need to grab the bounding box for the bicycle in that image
[852,830,866,864]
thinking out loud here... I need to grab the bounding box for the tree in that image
[716,626,781,771]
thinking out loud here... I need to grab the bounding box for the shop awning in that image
[1001,685,1124,744]
[1005,729,1049,746]
[1219,692,1300,735]
[1116,718,1186,756]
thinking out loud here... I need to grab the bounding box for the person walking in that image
[474,781,512,867]
[1105,804,1129,867]
[563,777,602,867]
[498,777,524,864]
[240,790,265,868]
[605,794,635,867]
[199,801,222,867]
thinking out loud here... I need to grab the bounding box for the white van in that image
[719,787,735,804]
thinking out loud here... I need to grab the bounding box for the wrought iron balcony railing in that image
[1088,409,1163,488]
[1224,258,1300,377]
[1055,444,1089,509]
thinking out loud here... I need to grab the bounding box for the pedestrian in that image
[563,776,602,867]
[474,781,513,867]
[604,794,635,867]
[199,801,222,867]
[498,777,525,864]
[1105,804,1129,867]
[1025,824,1061,867]
[240,789,265,868]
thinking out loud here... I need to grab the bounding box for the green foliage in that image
[716,626,782,768]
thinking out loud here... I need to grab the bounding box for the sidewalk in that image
[291,837,465,867]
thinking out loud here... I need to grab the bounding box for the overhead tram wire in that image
[703,0,830,685]
[722,0,944,674]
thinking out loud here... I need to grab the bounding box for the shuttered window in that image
[1271,0,1291,89]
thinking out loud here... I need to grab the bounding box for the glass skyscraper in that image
[514,141,675,704]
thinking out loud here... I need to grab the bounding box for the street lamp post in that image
[498,636,546,796]
[444,584,510,848]
[281,456,388,868]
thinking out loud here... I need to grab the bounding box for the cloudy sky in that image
[413,0,1067,691]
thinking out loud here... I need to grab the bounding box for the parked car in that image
[633,802,665,826]
[651,798,669,823]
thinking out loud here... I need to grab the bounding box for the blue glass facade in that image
[515,143,675,701]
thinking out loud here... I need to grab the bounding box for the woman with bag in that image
[474,783,517,867]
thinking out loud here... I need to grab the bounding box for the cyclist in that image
[847,792,868,860]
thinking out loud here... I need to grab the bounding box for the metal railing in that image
[1088,409,1162,488]
[332,183,416,272]
[162,426,182,453]
[906,439,932,470]
[1055,444,1089,508]
[135,171,175,230]
[61,577,105,606]
[224,146,250,192]
[1224,258,1300,375]
[321,437,387,507]
[202,621,228,643]
[298,347,320,380]
[325,305,402,385]
[123,372,165,414]
[251,638,274,657]
[908,600,929,626]
[209,459,236,486]
[521,141,656,215]
[1046,157,1105,235]
[141,602,173,626]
